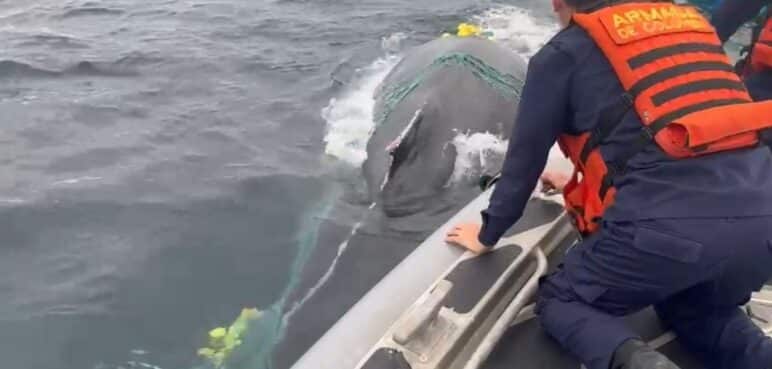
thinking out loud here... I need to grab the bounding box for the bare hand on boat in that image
[445,223,490,255]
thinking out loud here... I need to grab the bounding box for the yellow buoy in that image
[197,308,264,368]
[456,23,482,37]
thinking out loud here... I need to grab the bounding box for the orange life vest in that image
[749,14,772,73]
[559,1,772,235]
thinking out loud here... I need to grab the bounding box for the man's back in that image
[548,25,772,221]
[450,2,772,368]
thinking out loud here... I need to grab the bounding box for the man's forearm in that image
[475,43,573,247]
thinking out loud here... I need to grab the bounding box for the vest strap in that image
[627,42,725,70]
[598,125,659,199]
[651,79,746,106]
[627,61,736,98]
[579,93,634,163]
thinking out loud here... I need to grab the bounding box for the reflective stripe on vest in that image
[750,16,772,72]
[558,2,772,235]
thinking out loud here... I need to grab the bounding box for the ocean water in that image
[4,0,713,368]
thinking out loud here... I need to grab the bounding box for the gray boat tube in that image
[290,189,565,369]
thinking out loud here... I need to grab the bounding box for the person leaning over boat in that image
[445,1,772,368]
[711,0,772,101]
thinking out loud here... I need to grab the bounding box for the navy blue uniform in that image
[479,24,772,369]
[711,0,772,101]
[711,0,768,43]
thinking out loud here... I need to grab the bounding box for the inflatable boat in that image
[290,187,772,369]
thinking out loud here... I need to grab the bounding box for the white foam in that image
[475,6,559,59]
[476,6,574,178]
[449,131,508,184]
[321,54,401,166]
[381,32,408,55]
[450,131,573,191]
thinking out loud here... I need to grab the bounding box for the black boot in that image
[610,339,681,369]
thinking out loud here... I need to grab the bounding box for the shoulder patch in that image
[598,4,713,45]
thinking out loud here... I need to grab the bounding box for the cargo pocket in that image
[633,225,704,264]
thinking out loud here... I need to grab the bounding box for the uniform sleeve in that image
[477,44,574,247]
[711,0,768,43]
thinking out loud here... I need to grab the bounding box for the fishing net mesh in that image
[375,52,524,126]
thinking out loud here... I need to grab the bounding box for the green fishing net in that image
[375,52,525,126]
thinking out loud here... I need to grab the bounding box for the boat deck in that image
[298,193,772,369]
